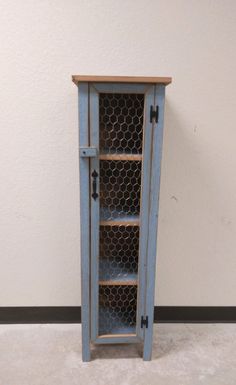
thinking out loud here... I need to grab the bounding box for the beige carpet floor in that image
[0,324,235,385]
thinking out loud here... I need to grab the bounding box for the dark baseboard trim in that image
[154,306,236,323]
[0,306,236,324]
[0,307,81,324]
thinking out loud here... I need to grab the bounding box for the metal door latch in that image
[92,170,98,201]
[79,147,97,158]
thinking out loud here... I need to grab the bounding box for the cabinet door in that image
[89,83,155,344]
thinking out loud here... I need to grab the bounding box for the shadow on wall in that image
[163,96,226,232]
[156,98,226,303]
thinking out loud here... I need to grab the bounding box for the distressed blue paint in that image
[143,85,166,361]
[78,83,91,362]
[76,80,169,361]
[94,335,141,345]
[89,85,100,342]
[93,83,151,95]
[136,85,155,340]
[79,146,97,158]
[90,82,156,345]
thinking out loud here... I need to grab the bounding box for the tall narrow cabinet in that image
[72,75,172,361]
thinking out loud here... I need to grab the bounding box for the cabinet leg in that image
[82,342,91,362]
[143,326,153,361]
[143,344,152,361]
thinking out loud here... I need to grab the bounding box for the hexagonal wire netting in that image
[99,285,137,335]
[99,226,139,281]
[99,93,144,154]
[100,160,141,221]
[98,92,144,335]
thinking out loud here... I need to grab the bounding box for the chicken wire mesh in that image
[99,93,144,154]
[98,92,144,336]
[99,160,141,221]
[99,225,139,281]
[99,285,137,335]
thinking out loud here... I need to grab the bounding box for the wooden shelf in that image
[100,210,140,226]
[72,75,172,85]
[100,219,140,227]
[99,280,138,286]
[98,333,136,339]
[99,153,142,161]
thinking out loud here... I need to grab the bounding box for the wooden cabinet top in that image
[72,75,172,86]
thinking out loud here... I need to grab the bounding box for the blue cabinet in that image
[72,75,172,361]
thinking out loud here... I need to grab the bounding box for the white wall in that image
[0,0,236,306]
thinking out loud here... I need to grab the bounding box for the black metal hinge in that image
[150,105,159,123]
[141,315,148,328]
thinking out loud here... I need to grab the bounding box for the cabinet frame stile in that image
[78,83,91,362]
[143,85,166,360]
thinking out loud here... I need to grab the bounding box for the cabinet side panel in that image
[137,86,155,340]
[78,83,91,361]
[143,85,166,361]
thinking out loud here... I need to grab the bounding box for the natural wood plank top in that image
[72,75,172,85]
